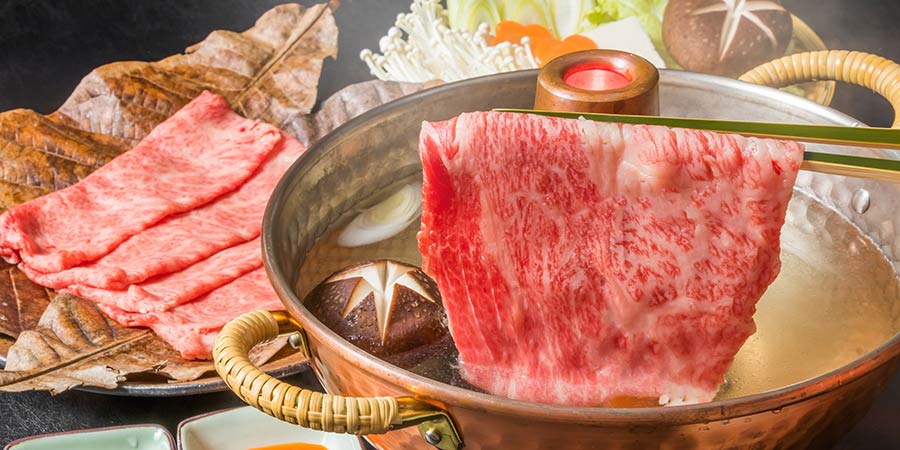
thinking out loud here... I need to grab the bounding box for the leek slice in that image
[503,0,552,29]
[337,183,422,248]
[447,0,503,32]
[551,0,595,38]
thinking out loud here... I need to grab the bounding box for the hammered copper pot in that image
[214,51,900,450]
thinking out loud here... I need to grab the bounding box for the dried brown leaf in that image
[0,108,131,211]
[2,294,156,392]
[0,180,49,213]
[0,109,126,167]
[54,3,337,143]
[147,336,292,382]
[0,295,292,393]
[230,4,339,128]
[286,79,424,145]
[0,336,12,362]
[0,263,52,338]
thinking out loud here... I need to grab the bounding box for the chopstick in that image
[494,108,900,183]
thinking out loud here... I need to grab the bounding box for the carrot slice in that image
[491,21,526,46]
[491,21,593,66]
[522,23,554,43]
[533,38,562,64]
[492,21,554,49]
[535,34,597,65]
[561,34,597,50]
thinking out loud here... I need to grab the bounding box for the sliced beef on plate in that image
[0,91,282,273]
[418,112,803,406]
[66,237,263,314]
[20,133,306,290]
[98,268,282,360]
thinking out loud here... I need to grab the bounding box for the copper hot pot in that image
[214,51,900,450]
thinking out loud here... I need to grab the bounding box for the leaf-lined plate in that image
[0,2,423,396]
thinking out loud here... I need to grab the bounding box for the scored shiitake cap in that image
[303,259,448,358]
[663,0,793,77]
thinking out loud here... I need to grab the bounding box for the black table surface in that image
[1,0,899,448]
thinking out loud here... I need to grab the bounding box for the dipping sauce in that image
[248,444,327,450]
[564,65,631,91]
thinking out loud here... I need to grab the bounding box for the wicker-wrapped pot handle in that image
[213,310,398,434]
[740,50,900,128]
[213,310,462,449]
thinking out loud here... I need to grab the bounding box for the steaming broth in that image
[295,185,900,402]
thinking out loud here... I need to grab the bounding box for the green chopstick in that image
[494,108,900,183]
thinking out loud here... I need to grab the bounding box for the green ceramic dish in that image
[5,425,174,450]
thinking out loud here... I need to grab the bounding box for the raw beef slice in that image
[21,132,305,290]
[0,91,281,273]
[65,237,263,314]
[98,268,282,360]
[418,112,803,406]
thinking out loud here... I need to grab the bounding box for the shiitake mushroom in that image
[304,259,448,359]
[663,0,793,77]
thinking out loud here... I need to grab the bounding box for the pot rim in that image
[263,69,900,425]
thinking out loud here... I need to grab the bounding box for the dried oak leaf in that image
[53,3,338,143]
[1,294,159,392]
[0,262,52,338]
[0,111,127,211]
[287,78,425,145]
[0,294,289,394]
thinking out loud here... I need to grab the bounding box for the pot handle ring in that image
[739,50,900,128]
[213,310,463,450]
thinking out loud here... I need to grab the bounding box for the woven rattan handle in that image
[740,50,900,128]
[213,310,462,449]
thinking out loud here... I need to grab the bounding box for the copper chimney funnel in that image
[534,49,660,116]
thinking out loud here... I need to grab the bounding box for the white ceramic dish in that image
[177,406,364,450]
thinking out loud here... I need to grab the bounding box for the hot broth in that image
[295,183,900,402]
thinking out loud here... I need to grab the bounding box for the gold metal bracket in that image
[271,310,311,359]
[415,413,464,450]
[397,397,464,450]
